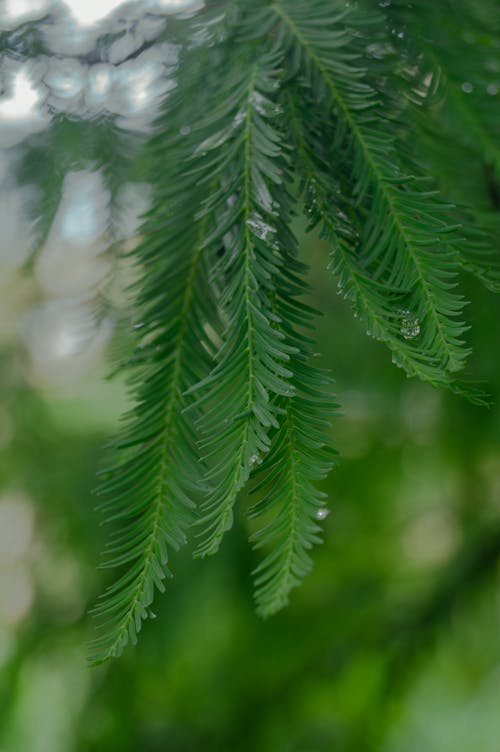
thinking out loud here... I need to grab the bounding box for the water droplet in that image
[180,125,191,136]
[247,212,276,242]
[398,309,420,340]
[461,82,473,94]
[379,0,392,6]
[487,83,499,96]
[250,453,262,467]
[315,508,329,520]
[148,610,157,619]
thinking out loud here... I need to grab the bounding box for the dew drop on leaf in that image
[398,309,421,340]
[247,212,276,241]
[315,508,329,520]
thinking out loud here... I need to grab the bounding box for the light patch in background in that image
[85,62,114,108]
[0,648,91,752]
[107,45,178,129]
[34,541,86,621]
[0,0,197,131]
[479,453,500,509]
[31,170,112,386]
[0,565,34,627]
[41,0,202,55]
[0,185,38,269]
[0,270,37,343]
[28,171,154,385]
[0,149,8,185]
[58,172,109,247]
[43,56,86,110]
[0,0,199,384]
[0,491,35,629]
[402,508,461,568]
[60,0,126,26]
[22,300,113,386]
[0,69,42,121]
[38,41,179,123]
[36,170,111,297]
[0,404,14,451]
[58,0,204,28]
[385,591,500,752]
[0,628,16,669]
[0,63,49,147]
[400,384,442,444]
[151,0,203,11]
[0,0,52,29]
[0,492,34,563]
[40,14,107,56]
[114,181,152,240]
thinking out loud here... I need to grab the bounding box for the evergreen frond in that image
[189,49,298,557]
[249,248,337,615]
[273,0,471,385]
[384,0,500,293]
[250,372,335,616]
[88,41,223,664]
[88,0,500,661]
[285,88,458,387]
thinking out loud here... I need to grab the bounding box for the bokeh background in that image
[1,1,500,750]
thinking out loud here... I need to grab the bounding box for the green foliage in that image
[91,0,500,662]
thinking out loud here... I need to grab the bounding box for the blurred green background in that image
[1,1,500,750]
[1,236,500,751]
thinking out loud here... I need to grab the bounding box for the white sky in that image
[1,0,201,28]
[0,70,42,121]
[61,0,128,26]
[0,0,195,131]
[0,0,200,381]
[1,0,128,27]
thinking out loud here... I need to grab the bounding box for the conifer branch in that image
[191,52,297,557]
[285,89,456,387]
[273,0,470,382]
[384,0,500,293]
[88,0,500,662]
[88,40,224,662]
